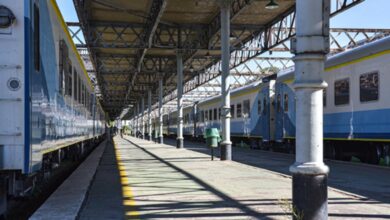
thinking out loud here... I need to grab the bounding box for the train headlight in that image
[0,6,15,29]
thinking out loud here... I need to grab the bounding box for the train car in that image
[164,77,276,147]
[0,0,106,213]
[275,36,390,163]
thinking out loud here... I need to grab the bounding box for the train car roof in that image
[197,80,263,107]
[277,36,390,82]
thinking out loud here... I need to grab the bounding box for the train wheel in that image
[361,146,380,164]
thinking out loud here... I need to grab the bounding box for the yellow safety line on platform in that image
[113,139,140,218]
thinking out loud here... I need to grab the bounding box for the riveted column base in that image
[292,173,328,220]
[220,143,232,160]
[176,138,183,149]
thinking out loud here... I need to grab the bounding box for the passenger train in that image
[162,36,390,165]
[0,0,106,213]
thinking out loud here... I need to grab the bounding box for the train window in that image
[218,108,221,120]
[67,62,72,96]
[34,3,40,71]
[276,94,281,112]
[214,108,217,121]
[205,110,208,121]
[78,77,82,103]
[209,109,213,121]
[323,89,327,107]
[360,72,379,102]
[243,100,250,118]
[230,105,235,119]
[74,71,78,101]
[257,100,262,115]
[237,103,242,118]
[335,78,350,105]
[284,94,288,112]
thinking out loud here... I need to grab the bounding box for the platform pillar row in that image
[148,89,152,141]
[176,51,184,149]
[135,102,138,137]
[141,96,145,139]
[290,0,330,219]
[158,78,164,144]
[219,0,232,160]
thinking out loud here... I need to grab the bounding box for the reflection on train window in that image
[243,100,250,118]
[335,78,350,105]
[323,89,327,107]
[263,98,267,115]
[284,94,288,112]
[360,72,379,102]
[74,72,78,101]
[277,94,281,112]
[257,100,262,115]
[66,61,72,96]
[237,103,242,118]
[230,105,235,119]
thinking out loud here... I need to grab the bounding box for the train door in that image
[259,86,271,143]
[274,83,284,142]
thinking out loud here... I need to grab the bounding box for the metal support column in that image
[219,0,232,160]
[148,89,152,141]
[176,51,184,148]
[290,0,330,219]
[158,78,164,144]
[141,97,145,139]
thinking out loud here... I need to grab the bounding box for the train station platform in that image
[76,136,389,219]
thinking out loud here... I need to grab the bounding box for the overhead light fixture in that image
[205,52,212,59]
[229,33,236,41]
[265,0,279,10]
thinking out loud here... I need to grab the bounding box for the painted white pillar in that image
[159,79,164,144]
[219,0,232,160]
[289,0,330,219]
[148,89,152,141]
[141,97,145,139]
[176,51,184,148]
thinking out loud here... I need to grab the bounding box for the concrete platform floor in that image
[79,136,390,219]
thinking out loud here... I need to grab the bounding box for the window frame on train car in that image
[284,94,288,112]
[243,99,250,118]
[33,2,40,72]
[257,99,262,115]
[73,68,78,102]
[359,71,379,103]
[230,105,235,119]
[276,94,281,112]
[334,78,350,106]
[323,88,327,107]
[237,103,242,118]
[66,60,72,97]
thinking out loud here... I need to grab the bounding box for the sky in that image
[56,0,390,28]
